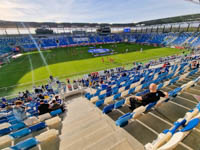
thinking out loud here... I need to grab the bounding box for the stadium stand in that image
[0,51,200,149]
[83,53,200,150]
[1,31,200,57]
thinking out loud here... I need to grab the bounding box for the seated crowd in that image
[1,95,64,121]
[0,76,65,122]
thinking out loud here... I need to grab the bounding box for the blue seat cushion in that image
[10,128,31,139]
[29,122,46,132]
[0,119,8,124]
[114,99,125,109]
[0,127,11,136]
[8,116,16,121]
[9,119,21,125]
[10,122,26,131]
[102,104,114,114]
[11,137,38,150]
[50,109,62,117]
[116,112,133,127]
[96,100,104,107]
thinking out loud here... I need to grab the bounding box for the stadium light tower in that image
[185,0,200,4]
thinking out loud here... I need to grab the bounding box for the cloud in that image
[0,0,199,23]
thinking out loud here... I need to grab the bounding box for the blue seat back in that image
[0,127,11,136]
[102,104,114,114]
[98,94,106,100]
[50,109,62,117]
[114,99,125,109]
[10,128,31,139]
[11,137,38,150]
[116,113,133,127]
[128,88,135,95]
[29,122,46,132]
[145,102,157,112]
[96,100,104,107]
[113,93,121,100]
[10,122,26,131]
[112,88,119,95]
[157,83,164,90]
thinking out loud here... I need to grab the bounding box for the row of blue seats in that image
[145,102,200,149]
[101,66,189,114]
[0,109,62,136]
[115,68,199,127]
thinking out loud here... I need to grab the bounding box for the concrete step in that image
[84,130,126,150]
[63,125,115,150]
[179,92,199,103]
[182,130,200,150]
[109,140,134,150]
[60,116,104,140]
[62,109,101,127]
[186,88,200,95]
[124,120,157,145]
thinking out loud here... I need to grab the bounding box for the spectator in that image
[2,97,6,102]
[38,94,45,100]
[49,75,54,82]
[126,83,168,110]
[50,100,61,111]
[13,100,27,121]
[38,100,50,115]
[0,101,7,109]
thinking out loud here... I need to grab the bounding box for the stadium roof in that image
[136,13,200,26]
[0,13,200,28]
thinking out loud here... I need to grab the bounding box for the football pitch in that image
[0,43,186,97]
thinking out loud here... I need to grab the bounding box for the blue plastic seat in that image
[180,118,200,132]
[98,94,106,100]
[29,122,46,132]
[114,99,125,109]
[11,137,38,150]
[112,88,119,95]
[113,93,121,100]
[116,112,133,127]
[0,116,7,121]
[145,102,157,112]
[125,85,130,90]
[102,104,114,114]
[157,83,164,90]
[128,88,135,95]
[96,100,104,107]
[9,119,20,125]
[50,108,62,117]
[0,127,11,136]
[10,122,26,131]
[10,128,31,139]
[0,119,8,124]
[106,91,112,97]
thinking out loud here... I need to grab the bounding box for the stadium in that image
[0,0,200,150]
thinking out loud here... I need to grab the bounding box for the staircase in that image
[59,96,144,150]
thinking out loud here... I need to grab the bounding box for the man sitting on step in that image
[126,83,168,110]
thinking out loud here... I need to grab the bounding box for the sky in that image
[0,0,200,23]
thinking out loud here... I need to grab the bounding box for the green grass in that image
[0,43,186,97]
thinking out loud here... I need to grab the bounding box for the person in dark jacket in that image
[38,100,50,115]
[50,100,61,111]
[126,83,168,110]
